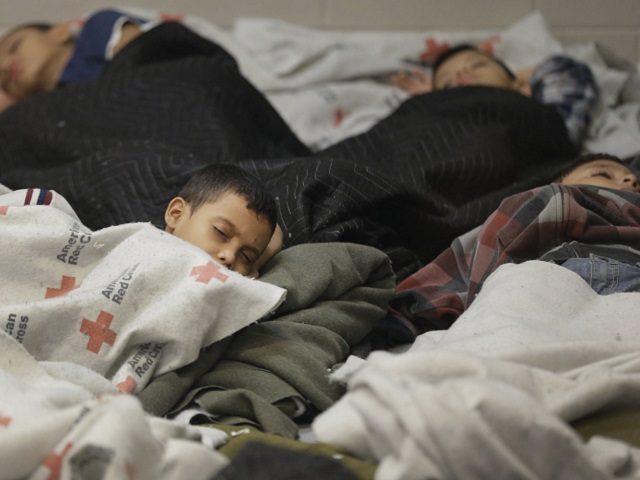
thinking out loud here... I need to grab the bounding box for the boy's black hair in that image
[432,43,516,83]
[179,163,277,230]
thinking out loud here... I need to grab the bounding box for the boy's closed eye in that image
[240,250,256,265]
[212,224,259,265]
[213,225,229,239]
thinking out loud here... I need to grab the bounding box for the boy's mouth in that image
[1,62,20,92]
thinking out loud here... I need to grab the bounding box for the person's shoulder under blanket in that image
[387,183,640,336]
[60,9,150,86]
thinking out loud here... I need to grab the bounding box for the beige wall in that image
[1,0,639,61]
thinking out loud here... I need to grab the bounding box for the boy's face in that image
[561,159,640,193]
[164,192,274,276]
[434,50,516,91]
[0,25,70,100]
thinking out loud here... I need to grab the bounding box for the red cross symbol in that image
[419,37,450,63]
[0,415,11,427]
[42,441,73,480]
[0,206,7,215]
[80,311,117,354]
[45,275,78,299]
[191,261,229,284]
[333,108,346,127]
[116,375,137,394]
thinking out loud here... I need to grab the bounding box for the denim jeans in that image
[561,255,640,294]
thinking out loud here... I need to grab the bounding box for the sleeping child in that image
[378,153,640,345]
[165,163,284,277]
[1,163,283,277]
[392,44,599,145]
[0,9,148,107]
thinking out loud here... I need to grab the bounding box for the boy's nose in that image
[455,67,473,86]
[217,249,236,271]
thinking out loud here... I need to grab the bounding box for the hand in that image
[252,224,284,277]
[391,69,433,96]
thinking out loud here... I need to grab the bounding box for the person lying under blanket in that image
[0,9,148,109]
[391,43,599,146]
[376,153,640,345]
[1,162,283,277]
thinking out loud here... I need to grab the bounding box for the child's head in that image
[432,44,522,92]
[164,164,278,276]
[560,153,640,193]
[0,22,73,101]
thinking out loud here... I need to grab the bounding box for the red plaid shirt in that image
[389,184,640,335]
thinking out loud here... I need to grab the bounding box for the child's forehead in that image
[0,26,37,48]
[208,191,249,205]
[580,159,630,171]
[443,49,491,66]
[435,49,498,80]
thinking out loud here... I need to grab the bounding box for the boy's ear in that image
[164,197,189,233]
[49,22,73,45]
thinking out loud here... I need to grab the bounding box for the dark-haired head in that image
[178,163,277,229]
[165,163,279,275]
[0,21,72,101]
[433,44,515,79]
[559,152,640,193]
[557,152,625,180]
[432,43,519,91]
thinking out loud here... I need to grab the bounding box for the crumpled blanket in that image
[139,242,396,438]
[387,184,640,338]
[232,12,640,157]
[0,329,229,480]
[0,188,285,394]
[314,261,640,480]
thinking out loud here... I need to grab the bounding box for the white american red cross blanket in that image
[0,328,230,479]
[0,188,286,394]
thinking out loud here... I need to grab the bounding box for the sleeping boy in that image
[165,163,284,278]
[0,9,147,107]
[392,44,599,145]
[558,152,639,193]
[380,153,640,345]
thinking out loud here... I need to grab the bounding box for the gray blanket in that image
[138,242,395,437]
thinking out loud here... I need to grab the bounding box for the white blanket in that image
[0,188,285,393]
[314,261,640,479]
[114,8,640,154]
[0,188,287,479]
[233,12,640,154]
[0,330,228,480]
